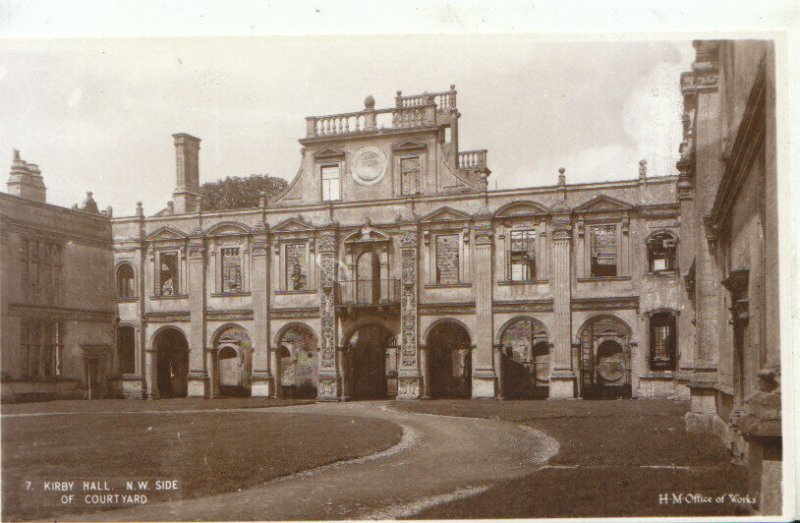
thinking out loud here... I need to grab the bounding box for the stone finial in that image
[13,149,21,162]
[105,206,113,218]
[639,159,648,179]
[364,95,375,110]
[136,201,144,218]
[82,191,99,213]
[167,200,175,213]
[558,167,566,186]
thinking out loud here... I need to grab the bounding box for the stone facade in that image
[0,154,115,402]
[89,85,688,404]
[679,40,781,514]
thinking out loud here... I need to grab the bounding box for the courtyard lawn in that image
[1,403,402,521]
[392,399,751,519]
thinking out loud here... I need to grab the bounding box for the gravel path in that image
[58,401,557,521]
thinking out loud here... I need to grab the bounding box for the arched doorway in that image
[154,328,189,398]
[344,323,394,399]
[499,317,550,398]
[577,315,632,399]
[276,325,318,399]
[214,325,252,397]
[426,320,472,398]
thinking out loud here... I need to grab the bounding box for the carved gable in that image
[205,221,252,236]
[494,201,550,218]
[145,226,188,242]
[420,206,472,224]
[392,140,427,152]
[574,195,632,213]
[272,217,316,233]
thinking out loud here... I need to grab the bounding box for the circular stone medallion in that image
[351,146,387,186]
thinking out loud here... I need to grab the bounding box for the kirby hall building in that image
[0,41,781,512]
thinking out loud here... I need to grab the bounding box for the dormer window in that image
[321,164,340,201]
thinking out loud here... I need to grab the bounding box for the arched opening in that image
[356,251,381,304]
[154,328,189,398]
[117,325,136,375]
[499,317,550,399]
[277,325,318,399]
[577,316,632,399]
[214,325,252,397]
[647,231,678,273]
[426,320,472,398]
[116,263,135,298]
[344,323,393,399]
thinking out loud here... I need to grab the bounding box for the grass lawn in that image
[392,399,751,519]
[2,405,402,521]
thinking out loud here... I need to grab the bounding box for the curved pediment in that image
[205,221,253,236]
[493,200,550,218]
[420,206,472,223]
[343,225,391,244]
[574,194,633,213]
[145,225,189,242]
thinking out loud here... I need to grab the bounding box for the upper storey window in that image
[590,225,617,277]
[285,242,309,290]
[221,247,242,293]
[509,230,536,281]
[647,231,677,273]
[435,234,460,285]
[116,263,135,297]
[321,164,341,201]
[159,252,179,295]
[400,156,421,195]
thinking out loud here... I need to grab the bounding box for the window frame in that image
[649,312,677,371]
[284,241,310,291]
[399,155,421,196]
[321,163,341,202]
[589,223,619,278]
[647,231,678,274]
[220,246,243,294]
[157,250,180,296]
[434,233,461,285]
[508,229,537,282]
[116,263,136,298]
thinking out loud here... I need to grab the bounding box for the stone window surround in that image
[495,218,549,283]
[645,309,679,372]
[428,229,468,286]
[274,238,317,293]
[320,162,342,202]
[210,237,250,296]
[575,216,631,280]
[151,246,187,298]
[115,261,137,299]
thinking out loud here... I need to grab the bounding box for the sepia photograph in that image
[0,2,795,522]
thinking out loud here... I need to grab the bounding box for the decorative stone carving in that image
[318,378,336,397]
[551,213,572,241]
[188,241,205,259]
[350,146,388,186]
[474,231,493,246]
[397,377,419,398]
[317,231,336,253]
[400,229,418,248]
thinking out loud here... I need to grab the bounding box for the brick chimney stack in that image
[172,133,201,214]
[7,149,47,203]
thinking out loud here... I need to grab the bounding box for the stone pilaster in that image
[187,238,209,397]
[397,227,421,399]
[471,227,497,398]
[549,209,577,398]
[317,229,340,400]
[250,231,273,397]
[144,346,158,399]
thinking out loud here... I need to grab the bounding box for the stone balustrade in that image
[458,149,488,170]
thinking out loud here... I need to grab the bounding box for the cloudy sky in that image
[0,36,693,216]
